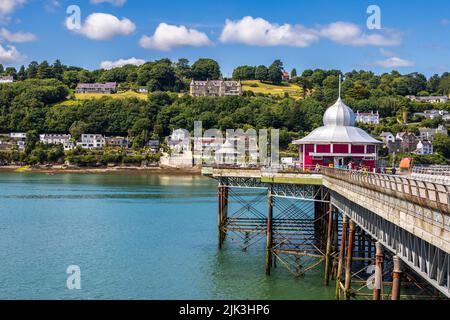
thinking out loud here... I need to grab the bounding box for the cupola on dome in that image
[323,97,356,127]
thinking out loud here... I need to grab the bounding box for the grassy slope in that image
[242,80,303,99]
[74,91,149,101]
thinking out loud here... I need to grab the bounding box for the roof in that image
[190,80,240,86]
[293,97,382,145]
[76,82,117,89]
[380,132,393,137]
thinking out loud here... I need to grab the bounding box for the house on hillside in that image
[356,111,380,125]
[423,109,450,120]
[0,76,14,84]
[189,79,242,97]
[77,134,106,149]
[282,71,290,82]
[380,132,395,143]
[106,136,129,148]
[76,83,117,94]
[419,125,448,141]
[396,132,417,153]
[406,95,449,103]
[415,140,433,155]
[40,134,71,145]
[9,133,26,150]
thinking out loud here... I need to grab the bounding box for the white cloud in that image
[320,22,401,46]
[44,0,60,12]
[0,43,24,64]
[0,28,36,42]
[219,16,319,47]
[0,0,26,16]
[139,23,212,51]
[100,57,146,70]
[90,0,126,6]
[66,13,135,40]
[218,17,402,48]
[379,48,395,57]
[375,57,414,68]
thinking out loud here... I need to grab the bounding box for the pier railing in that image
[321,167,450,214]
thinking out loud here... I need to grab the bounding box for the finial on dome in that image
[338,74,342,99]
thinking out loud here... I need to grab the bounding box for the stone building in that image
[190,79,242,97]
[76,82,117,94]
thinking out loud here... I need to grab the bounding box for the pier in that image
[203,166,450,300]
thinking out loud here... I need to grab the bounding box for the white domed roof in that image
[293,97,382,145]
[323,97,356,126]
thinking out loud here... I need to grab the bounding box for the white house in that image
[407,96,449,103]
[356,111,380,125]
[63,142,76,151]
[415,140,433,155]
[0,76,14,84]
[40,134,72,145]
[380,132,395,143]
[10,132,26,139]
[9,133,26,150]
[138,87,148,93]
[77,134,105,149]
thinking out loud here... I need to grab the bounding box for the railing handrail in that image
[321,167,450,214]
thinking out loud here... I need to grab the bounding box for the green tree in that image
[290,68,297,79]
[52,60,65,80]
[27,61,39,79]
[17,65,26,81]
[69,121,88,140]
[268,60,283,84]
[255,65,268,82]
[191,58,221,80]
[433,133,450,158]
[174,58,191,80]
[37,61,52,79]
[232,66,255,80]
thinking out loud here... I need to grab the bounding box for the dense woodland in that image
[0,58,449,165]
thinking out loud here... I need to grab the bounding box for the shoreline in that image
[0,165,202,176]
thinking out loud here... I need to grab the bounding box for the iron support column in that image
[324,204,334,286]
[373,242,384,300]
[391,256,402,300]
[344,220,355,300]
[265,184,273,276]
[336,215,348,300]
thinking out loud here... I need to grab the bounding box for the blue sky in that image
[1,0,450,76]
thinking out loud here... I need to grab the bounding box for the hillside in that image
[242,80,304,99]
[74,91,149,101]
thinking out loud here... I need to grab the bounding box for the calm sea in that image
[0,172,334,300]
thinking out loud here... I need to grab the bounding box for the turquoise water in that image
[0,173,334,300]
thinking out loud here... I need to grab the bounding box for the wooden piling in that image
[343,220,355,300]
[336,215,348,300]
[373,242,384,300]
[324,205,334,286]
[265,184,273,276]
[391,256,402,300]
